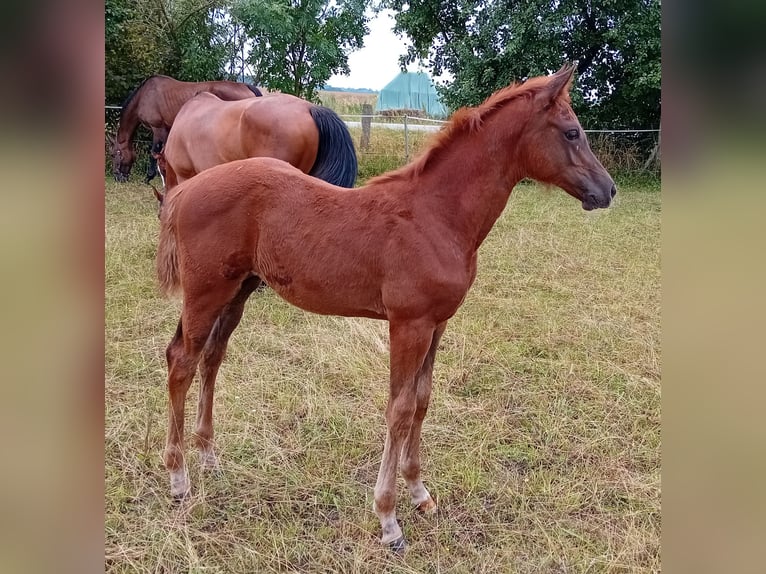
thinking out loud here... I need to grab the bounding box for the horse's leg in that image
[146,149,158,184]
[374,319,435,552]
[164,320,195,499]
[400,320,447,513]
[164,284,241,499]
[146,128,168,184]
[195,276,263,470]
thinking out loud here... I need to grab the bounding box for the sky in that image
[327,10,441,91]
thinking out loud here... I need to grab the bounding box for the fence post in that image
[643,126,661,171]
[404,115,409,162]
[360,104,372,151]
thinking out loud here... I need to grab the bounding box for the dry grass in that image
[348,126,436,182]
[319,90,378,115]
[105,176,660,572]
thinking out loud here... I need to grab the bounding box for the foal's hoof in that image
[169,473,191,502]
[416,497,437,514]
[171,491,189,504]
[199,451,221,472]
[387,536,406,556]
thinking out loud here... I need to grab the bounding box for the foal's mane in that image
[368,74,569,185]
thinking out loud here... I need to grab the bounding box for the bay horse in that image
[110,75,262,183]
[155,64,615,552]
[157,91,357,195]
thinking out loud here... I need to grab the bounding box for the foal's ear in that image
[543,62,577,106]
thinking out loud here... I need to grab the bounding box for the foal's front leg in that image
[400,321,447,513]
[374,319,436,552]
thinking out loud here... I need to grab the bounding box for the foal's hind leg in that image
[195,276,263,470]
[164,320,197,499]
[400,321,447,513]
[164,283,242,499]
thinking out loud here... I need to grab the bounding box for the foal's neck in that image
[417,111,529,252]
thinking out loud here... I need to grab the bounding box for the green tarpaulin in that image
[374,72,448,118]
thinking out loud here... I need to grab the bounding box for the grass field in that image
[105,169,660,572]
[318,90,377,115]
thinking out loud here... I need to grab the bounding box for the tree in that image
[232,0,370,100]
[106,0,150,104]
[106,0,244,104]
[384,0,661,129]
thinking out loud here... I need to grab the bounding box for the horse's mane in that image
[368,74,569,185]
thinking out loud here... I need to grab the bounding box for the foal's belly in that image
[263,274,387,321]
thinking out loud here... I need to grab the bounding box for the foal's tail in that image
[308,106,358,188]
[156,193,181,298]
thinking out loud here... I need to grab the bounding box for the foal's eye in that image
[565,128,580,141]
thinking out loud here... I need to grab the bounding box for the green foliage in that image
[105,0,247,104]
[232,0,370,100]
[384,0,661,129]
[105,0,147,104]
[106,0,373,104]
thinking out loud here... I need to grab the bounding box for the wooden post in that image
[404,115,409,161]
[360,104,372,151]
[643,126,661,172]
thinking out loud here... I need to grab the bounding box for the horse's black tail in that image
[247,84,263,97]
[308,106,358,188]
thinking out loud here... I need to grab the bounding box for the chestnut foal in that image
[156,64,615,552]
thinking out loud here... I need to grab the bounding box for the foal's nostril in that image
[610,185,617,199]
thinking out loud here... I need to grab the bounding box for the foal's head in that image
[519,64,616,210]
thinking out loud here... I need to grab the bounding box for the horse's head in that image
[521,64,616,210]
[111,137,135,182]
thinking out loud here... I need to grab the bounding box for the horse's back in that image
[134,76,207,126]
[240,95,319,170]
[164,93,244,181]
[206,81,259,101]
[135,76,254,126]
[166,94,319,184]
